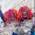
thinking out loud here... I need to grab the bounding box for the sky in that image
[0,0,34,13]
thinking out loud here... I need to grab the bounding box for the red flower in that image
[3,6,33,23]
[18,6,33,21]
[16,11,22,22]
[4,8,17,23]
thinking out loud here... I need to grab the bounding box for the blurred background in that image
[0,0,34,35]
